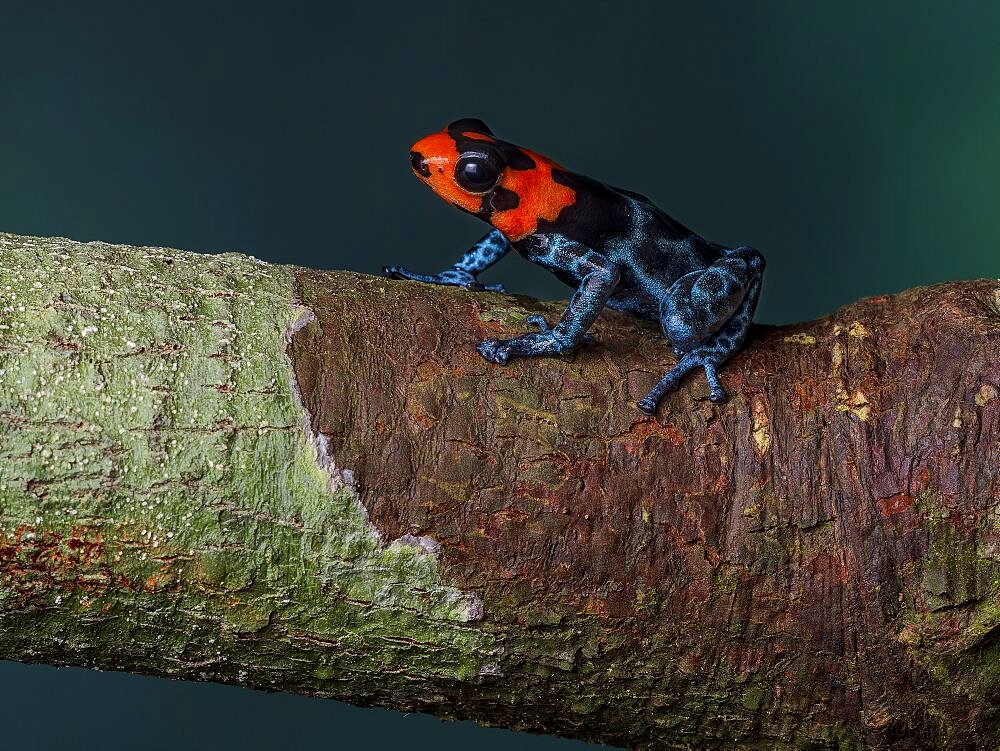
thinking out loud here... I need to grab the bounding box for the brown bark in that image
[291,271,1000,749]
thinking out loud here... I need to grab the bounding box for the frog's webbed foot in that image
[476,331,575,364]
[476,338,513,365]
[382,265,507,293]
[476,315,598,365]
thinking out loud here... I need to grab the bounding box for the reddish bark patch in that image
[616,418,686,456]
[0,525,166,606]
[878,492,915,516]
[0,526,112,604]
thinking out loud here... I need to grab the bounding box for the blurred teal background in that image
[1,1,998,748]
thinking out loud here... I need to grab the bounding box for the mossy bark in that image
[1,231,999,749]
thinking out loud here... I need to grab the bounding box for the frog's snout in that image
[410,150,430,178]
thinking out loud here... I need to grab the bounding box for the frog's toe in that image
[702,363,729,404]
[384,265,439,283]
[708,386,729,403]
[636,396,658,415]
[525,316,597,345]
[525,315,550,332]
[382,265,408,279]
[476,339,510,365]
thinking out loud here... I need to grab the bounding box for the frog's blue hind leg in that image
[637,247,764,414]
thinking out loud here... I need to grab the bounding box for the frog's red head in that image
[409,118,576,241]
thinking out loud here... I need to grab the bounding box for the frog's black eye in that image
[455,153,501,193]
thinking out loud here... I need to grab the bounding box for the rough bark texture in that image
[1,231,999,749]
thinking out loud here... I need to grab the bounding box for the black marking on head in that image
[446,120,534,173]
[504,148,536,171]
[447,118,493,137]
[550,168,575,187]
[490,187,519,212]
[410,150,430,178]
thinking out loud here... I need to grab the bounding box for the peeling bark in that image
[1,231,999,749]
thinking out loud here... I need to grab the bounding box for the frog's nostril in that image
[410,150,431,178]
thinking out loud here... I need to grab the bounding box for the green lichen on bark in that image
[896,490,1000,744]
[0,232,492,693]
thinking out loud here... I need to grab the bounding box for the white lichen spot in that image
[750,394,771,457]
[976,384,998,408]
[783,332,817,345]
[848,321,870,338]
[394,533,442,556]
[831,341,844,371]
[835,386,872,421]
[461,593,485,622]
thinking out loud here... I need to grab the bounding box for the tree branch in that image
[1,231,998,749]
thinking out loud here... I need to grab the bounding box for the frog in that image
[384,118,765,414]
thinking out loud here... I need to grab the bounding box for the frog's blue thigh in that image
[637,247,764,413]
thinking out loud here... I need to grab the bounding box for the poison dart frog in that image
[384,118,765,414]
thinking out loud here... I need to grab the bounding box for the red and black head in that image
[409,119,535,218]
[409,119,577,240]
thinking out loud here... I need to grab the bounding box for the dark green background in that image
[1,2,997,748]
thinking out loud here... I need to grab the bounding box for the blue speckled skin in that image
[384,229,511,293]
[385,120,765,414]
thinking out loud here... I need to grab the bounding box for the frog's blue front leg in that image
[638,247,765,414]
[477,249,618,363]
[383,229,510,292]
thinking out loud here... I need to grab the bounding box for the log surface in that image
[1,231,999,749]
